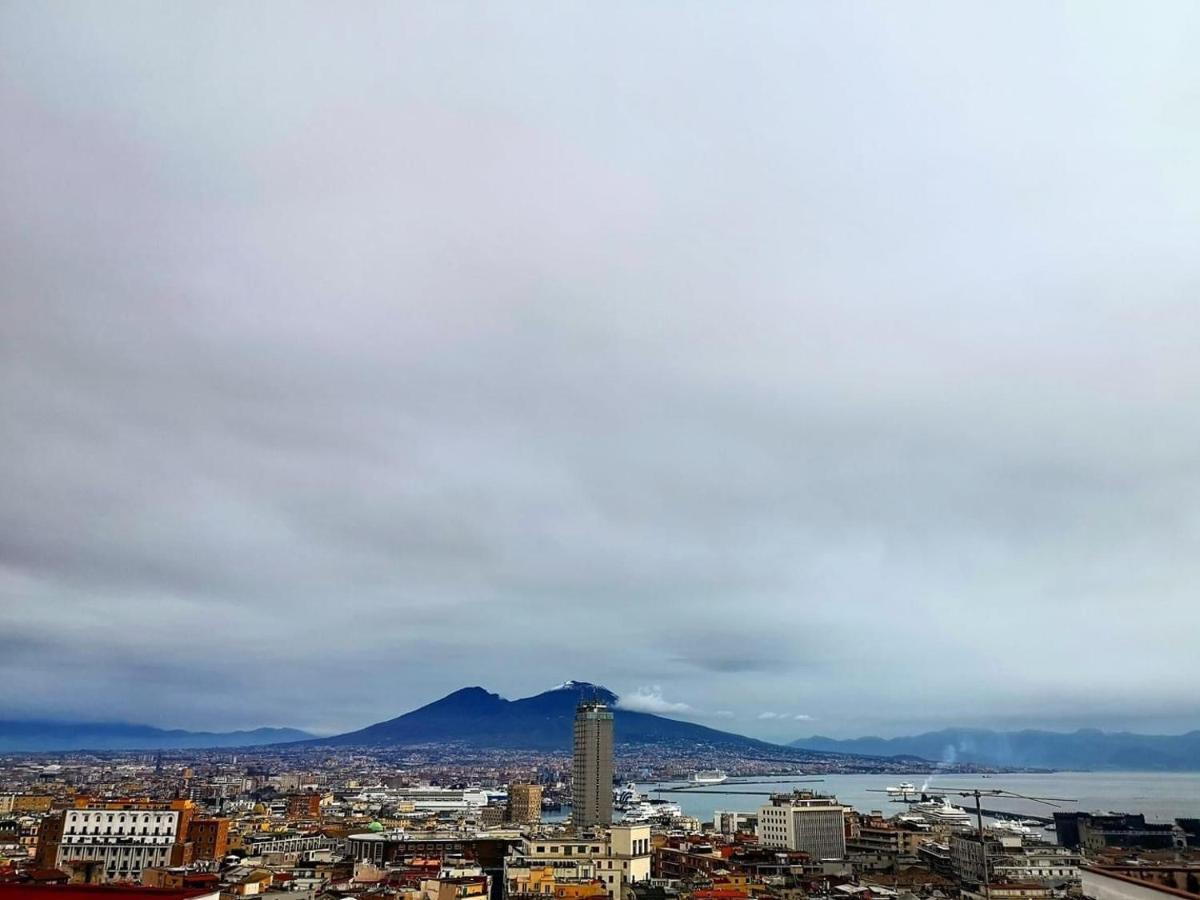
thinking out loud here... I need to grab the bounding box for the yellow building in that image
[507,865,607,900]
[11,795,53,814]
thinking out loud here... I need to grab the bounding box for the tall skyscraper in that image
[572,700,613,828]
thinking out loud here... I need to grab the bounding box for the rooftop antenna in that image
[933,786,1076,900]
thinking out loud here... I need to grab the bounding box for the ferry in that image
[886,782,917,800]
[690,770,728,785]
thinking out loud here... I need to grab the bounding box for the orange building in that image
[286,794,322,821]
[186,819,230,861]
[13,796,55,814]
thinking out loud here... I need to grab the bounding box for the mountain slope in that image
[790,728,1200,771]
[304,682,905,763]
[0,720,314,752]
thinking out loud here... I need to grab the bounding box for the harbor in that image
[633,771,1200,825]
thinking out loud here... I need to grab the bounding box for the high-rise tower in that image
[572,700,613,827]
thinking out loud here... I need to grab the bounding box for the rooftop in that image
[0,888,218,900]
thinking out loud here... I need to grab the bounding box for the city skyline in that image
[4,2,1200,740]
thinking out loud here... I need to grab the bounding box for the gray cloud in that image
[2,1,1199,739]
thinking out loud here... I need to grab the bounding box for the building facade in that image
[1055,814,1184,852]
[507,785,543,825]
[572,703,614,828]
[45,800,195,882]
[507,824,651,900]
[186,818,230,861]
[757,793,846,860]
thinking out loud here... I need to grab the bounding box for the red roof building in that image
[0,885,220,900]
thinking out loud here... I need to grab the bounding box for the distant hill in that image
[790,728,1200,771]
[301,681,907,766]
[0,720,314,752]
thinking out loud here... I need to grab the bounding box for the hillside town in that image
[2,700,1197,900]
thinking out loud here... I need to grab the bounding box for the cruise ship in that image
[689,770,728,785]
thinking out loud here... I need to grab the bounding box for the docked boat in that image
[991,819,1035,837]
[614,783,644,809]
[621,798,684,823]
[690,770,728,785]
[908,796,975,828]
[886,782,917,800]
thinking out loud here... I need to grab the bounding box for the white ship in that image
[886,782,917,800]
[621,798,684,823]
[614,783,641,808]
[689,770,728,785]
[991,819,1035,837]
[908,796,975,828]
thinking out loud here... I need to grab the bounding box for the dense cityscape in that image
[1,697,1196,900]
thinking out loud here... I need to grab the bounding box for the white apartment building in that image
[757,793,847,860]
[993,848,1083,883]
[508,824,652,900]
[57,807,181,882]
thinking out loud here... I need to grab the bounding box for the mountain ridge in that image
[299,681,890,764]
[790,727,1200,771]
[0,720,314,752]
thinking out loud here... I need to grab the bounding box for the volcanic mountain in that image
[301,681,911,765]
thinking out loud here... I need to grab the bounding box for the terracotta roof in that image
[0,888,217,900]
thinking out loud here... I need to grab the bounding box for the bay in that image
[633,772,1200,827]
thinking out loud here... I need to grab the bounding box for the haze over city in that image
[4,1,1200,743]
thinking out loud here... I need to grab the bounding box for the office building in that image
[757,792,846,860]
[572,701,613,828]
[507,784,543,825]
[39,799,196,882]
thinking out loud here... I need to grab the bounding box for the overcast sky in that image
[3,2,1200,741]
